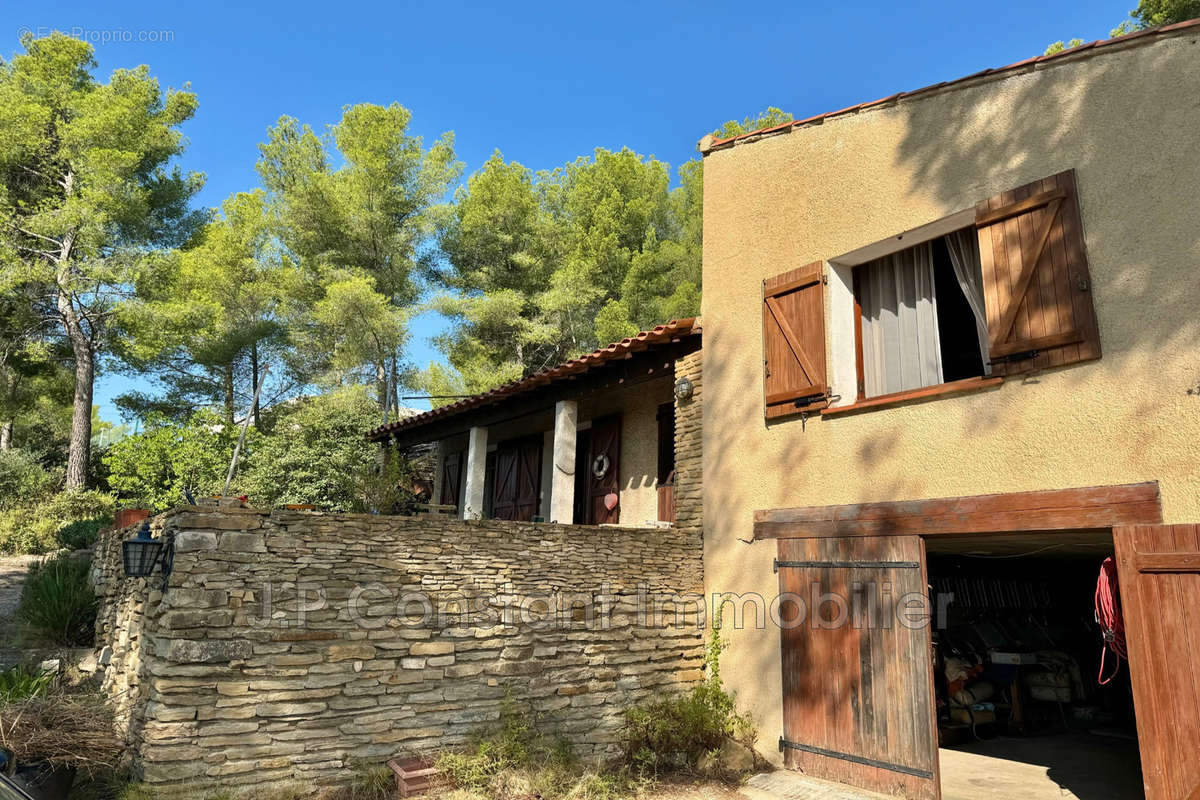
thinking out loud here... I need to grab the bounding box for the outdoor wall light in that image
[122,522,174,589]
[673,376,694,401]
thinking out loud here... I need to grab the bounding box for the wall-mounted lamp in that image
[673,376,694,401]
[122,522,174,591]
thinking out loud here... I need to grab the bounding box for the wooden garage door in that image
[777,535,940,800]
[1113,524,1200,800]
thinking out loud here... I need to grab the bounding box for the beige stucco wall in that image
[700,30,1200,758]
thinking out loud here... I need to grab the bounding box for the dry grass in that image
[0,694,122,774]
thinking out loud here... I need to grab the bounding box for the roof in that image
[700,18,1200,154]
[368,317,701,442]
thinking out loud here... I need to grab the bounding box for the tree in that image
[0,34,203,488]
[116,190,300,427]
[257,104,460,412]
[1046,0,1200,53]
[103,409,240,511]
[426,109,790,394]
[240,385,382,510]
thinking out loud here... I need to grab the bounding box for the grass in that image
[0,664,55,702]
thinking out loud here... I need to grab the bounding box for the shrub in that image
[620,620,755,777]
[437,698,574,793]
[0,490,114,554]
[0,665,54,702]
[56,518,107,550]
[0,449,58,508]
[242,386,382,511]
[104,410,237,511]
[17,553,98,646]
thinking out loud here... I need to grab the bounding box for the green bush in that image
[17,553,98,646]
[620,622,755,777]
[0,665,54,701]
[242,386,382,511]
[0,490,115,554]
[104,410,237,511]
[56,518,107,550]
[0,449,58,508]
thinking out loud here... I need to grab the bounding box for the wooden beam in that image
[754,482,1162,540]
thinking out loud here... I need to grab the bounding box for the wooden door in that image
[439,451,462,508]
[492,438,542,522]
[587,415,621,525]
[777,535,939,800]
[1113,524,1200,800]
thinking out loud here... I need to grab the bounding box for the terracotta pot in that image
[113,508,150,529]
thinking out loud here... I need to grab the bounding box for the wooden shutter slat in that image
[975,169,1100,375]
[974,187,1066,227]
[763,261,828,421]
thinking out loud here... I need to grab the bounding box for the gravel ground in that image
[0,554,41,665]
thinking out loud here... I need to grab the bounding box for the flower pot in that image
[113,508,150,529]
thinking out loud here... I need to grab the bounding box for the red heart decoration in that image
[604,492,619,511]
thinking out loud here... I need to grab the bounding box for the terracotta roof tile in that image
[703,18,1200,153]
[367,318,701,441]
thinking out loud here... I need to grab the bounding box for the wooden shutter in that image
[777,535,939,800]
[975,169,1100,375]
[763,262,828,420]
[439,451,462,508]
[1113,524,1200,800]
[587,415,621,525]
[514,438,542,521]
[492,446,518,521]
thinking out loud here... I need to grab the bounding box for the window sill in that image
[820,376,1004,418]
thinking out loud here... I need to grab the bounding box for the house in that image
[699,20,1200,800]
[369,319,701,526]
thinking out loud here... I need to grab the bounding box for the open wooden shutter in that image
[777,535,939,800]
[1113,524,1200,800]
[763,262,829,420]
[975,169,1100,375]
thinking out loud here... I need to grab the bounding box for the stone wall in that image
[93,510,705,792]
[672,349,702,537]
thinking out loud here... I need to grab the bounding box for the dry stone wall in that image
[93,509,705,792]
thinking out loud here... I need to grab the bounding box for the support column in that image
[462,426,488,520]
[549,400,578,524]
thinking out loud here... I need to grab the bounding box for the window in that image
[852,229,989,400]
[761,169,1101,420]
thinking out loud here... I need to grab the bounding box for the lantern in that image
[122,522,163,578]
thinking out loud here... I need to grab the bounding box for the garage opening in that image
[926,530,1143,800]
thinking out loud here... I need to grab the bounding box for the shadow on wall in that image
[707,39,1200,517]
[895,42,1200,364]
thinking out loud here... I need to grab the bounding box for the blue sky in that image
[6,0,1128,420]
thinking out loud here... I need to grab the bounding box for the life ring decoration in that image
[591,453,611,480]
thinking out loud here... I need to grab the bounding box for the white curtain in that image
[860,241,943,397]
[944,227,992,374]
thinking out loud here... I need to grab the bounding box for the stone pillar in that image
[549,400,578,523]
[673,351,702,536]
[462,426,488,519]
